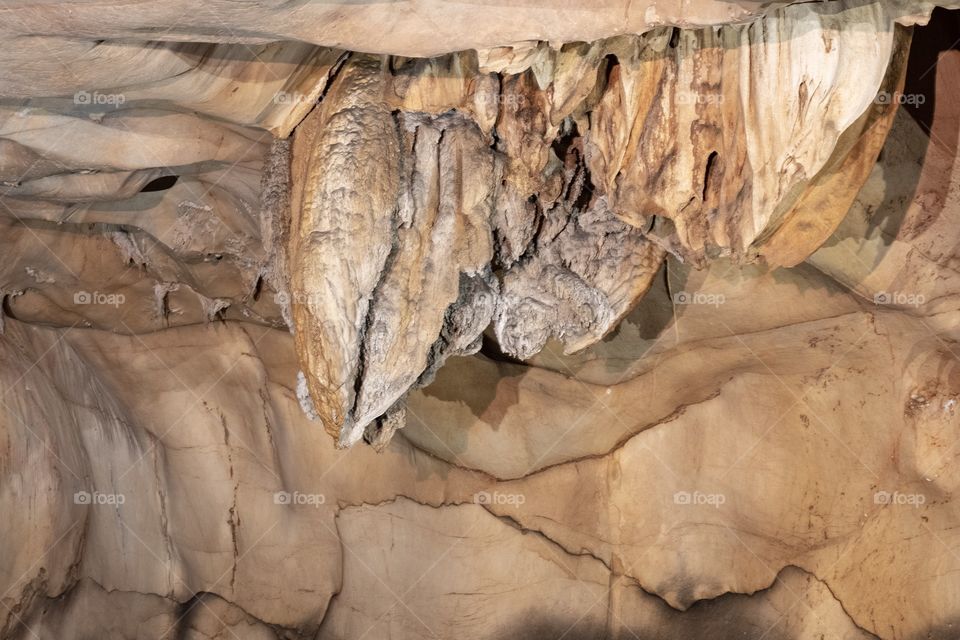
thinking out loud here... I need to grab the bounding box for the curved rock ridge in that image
[0,0,954,56]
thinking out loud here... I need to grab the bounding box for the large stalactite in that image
[286,2,914,446]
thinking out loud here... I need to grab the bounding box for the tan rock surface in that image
[2,2,960,639]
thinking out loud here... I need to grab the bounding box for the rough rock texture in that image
[2,1,960,639]
[0,0,954,57]
[287,0,931,444]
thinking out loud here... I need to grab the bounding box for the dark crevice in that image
[139,175,178,192]
[251,273,263,302]
[1,293,16,321]
[572,166,595,212]
[315,51,351,107]
[478,332,528,367]
[669,27,681,49]
[597,53,620,97]
[702,150,719,203]
[902,7,960,134]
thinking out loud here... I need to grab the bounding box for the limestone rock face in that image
[288,1,926,444]
[2,1,960,639]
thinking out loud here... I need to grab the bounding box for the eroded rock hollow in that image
[2,1,960,638]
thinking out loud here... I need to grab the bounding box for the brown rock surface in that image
[2,2,960,639]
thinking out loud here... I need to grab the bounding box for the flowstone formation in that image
[287,3,918,446]
[2,1,960,639]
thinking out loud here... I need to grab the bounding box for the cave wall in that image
[2,2,960,639]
